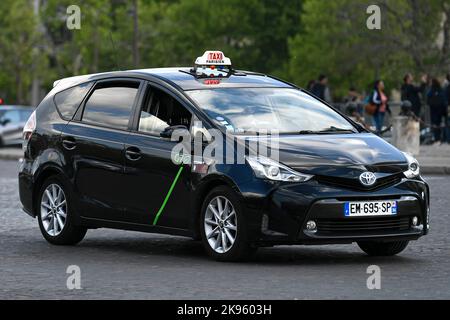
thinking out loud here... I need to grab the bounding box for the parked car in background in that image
[0,106,34,147]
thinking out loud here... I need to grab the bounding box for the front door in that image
[123,83,192,229]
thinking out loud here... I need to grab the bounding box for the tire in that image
[200,186,257,261]
[37,175,87,245]
[357,240,409,256]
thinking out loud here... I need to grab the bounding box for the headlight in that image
[402,152,420,178]
[246,155,313,182]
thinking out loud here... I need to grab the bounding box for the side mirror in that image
[0,119,10,126]
[160,125,189,140]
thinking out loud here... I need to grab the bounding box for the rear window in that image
[54,82,93,120]
[81,83,139,130]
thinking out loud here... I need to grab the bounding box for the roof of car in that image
[135,68,293,90]
[52,67,294,92]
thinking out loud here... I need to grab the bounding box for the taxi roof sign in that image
[195,51,231,66]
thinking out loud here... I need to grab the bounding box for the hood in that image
[239,133,408,178]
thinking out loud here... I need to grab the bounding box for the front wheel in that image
[200,186,257,261]
[37,175,87,245]
[357,240,409,256]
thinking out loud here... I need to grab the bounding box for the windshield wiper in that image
[319,126,356,133]
[298,126,356,135]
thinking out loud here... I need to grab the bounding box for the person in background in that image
[344,87,361,104]
[420,74,432,104]
[311,74,332,103]
[401,73,423,117]
[306,80,316,93]
[427,78,448,145]
[371,80,390,135]
[344,87,363,115]
[443,73,450,88]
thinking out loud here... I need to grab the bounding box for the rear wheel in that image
[357,240,409,256]
[200,186,256,261]
[37,175,87,245]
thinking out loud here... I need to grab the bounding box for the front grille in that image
[316,217,411,233]
[315,173,403,191]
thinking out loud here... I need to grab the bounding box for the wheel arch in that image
[32,165,67,217]
[190,174,242,239]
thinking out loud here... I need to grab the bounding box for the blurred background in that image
[0,0,449,148]
[0,0,448,104]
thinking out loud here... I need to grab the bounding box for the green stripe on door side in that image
[152,166,184,225]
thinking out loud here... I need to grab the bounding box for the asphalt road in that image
[1,159,449,300]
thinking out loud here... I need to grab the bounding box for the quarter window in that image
[54,82,93,120]
[82,82,139,130]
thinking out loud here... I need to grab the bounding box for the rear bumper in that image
[240,177,429,245]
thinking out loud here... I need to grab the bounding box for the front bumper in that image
[240,177,429,245]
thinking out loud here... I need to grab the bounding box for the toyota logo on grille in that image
[359,172,377,186]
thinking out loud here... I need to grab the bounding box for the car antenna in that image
[109,32,121,71]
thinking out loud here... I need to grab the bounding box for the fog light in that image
[306,220,317,232]
[412,216,418,226]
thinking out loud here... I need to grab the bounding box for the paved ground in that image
[0,159,449,300]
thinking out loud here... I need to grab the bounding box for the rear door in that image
[60,79,143,221]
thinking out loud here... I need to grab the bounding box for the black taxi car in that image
[19,51,429,261]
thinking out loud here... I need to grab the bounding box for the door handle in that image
[62,138,76,150]
[125,147,142,161]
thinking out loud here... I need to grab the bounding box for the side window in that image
[54,82,93,120]
[138,86,191,135]
[82,82,139,130]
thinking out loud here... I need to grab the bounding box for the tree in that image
[139,0,302,74]
[0,0,42,104]
[288,0,450,98]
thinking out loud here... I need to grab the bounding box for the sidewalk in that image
[417,144,450,174]
[0,148,23,161]
[1,145,449,174]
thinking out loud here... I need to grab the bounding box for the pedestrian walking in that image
[427,78,448,145]
[401,74,423,117]
[311,74,332,103]
[371,80,390,135]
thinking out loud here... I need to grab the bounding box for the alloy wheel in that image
[204,196,237,254]
[40,184,67,237]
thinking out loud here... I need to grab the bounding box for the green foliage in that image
[0,0,42,104]
[142,0,303,74]
[0,0,448,104]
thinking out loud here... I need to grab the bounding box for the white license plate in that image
[344,201,397,217]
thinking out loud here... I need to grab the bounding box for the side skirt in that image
[79,216,195,238]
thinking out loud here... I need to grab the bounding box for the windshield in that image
[186,88,356,134]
